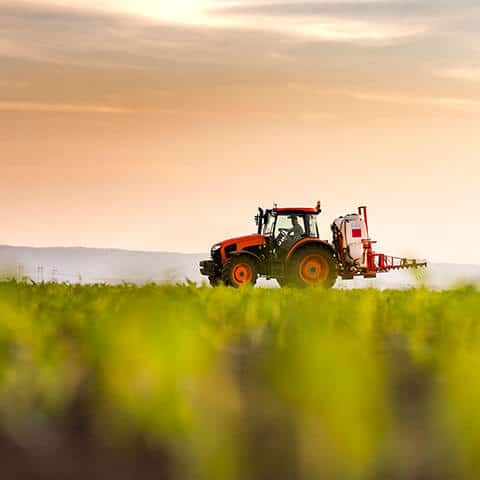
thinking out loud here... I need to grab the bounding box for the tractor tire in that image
[221,255,258,288]
[287,246,337,289]
[208,275,222,287]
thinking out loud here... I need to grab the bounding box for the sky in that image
[1,0,480,263]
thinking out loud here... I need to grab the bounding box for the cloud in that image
[211,0,480,19]
[0,80,29,89]
[271,18,425,41]
[0,2,278,68]
[207,0,432,42]
[205,0,480,42]
[0,101,134,113]
[0,0,476,74]
[350,91,480,109]
[437,67,480,82]
[1,0,480,116]
[23,0,219,25]
[12,0,435,44]
[3,0,480,53]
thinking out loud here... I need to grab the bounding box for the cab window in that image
[306,215,319,238]
[263,213,275,236]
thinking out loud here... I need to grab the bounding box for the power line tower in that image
[51,267,58,283]
[37,265,44,283]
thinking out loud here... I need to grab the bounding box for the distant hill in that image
[0,245,205,284]
[1,245,479,289]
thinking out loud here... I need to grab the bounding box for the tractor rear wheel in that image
[222,255,258,288]
[287,246,337,289]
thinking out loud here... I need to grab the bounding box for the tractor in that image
[200,202,426,288]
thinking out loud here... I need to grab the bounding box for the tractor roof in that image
[273,207,319,214]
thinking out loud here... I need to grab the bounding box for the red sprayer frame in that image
[357,205,426,277]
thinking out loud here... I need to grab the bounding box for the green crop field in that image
[1,280,480,479]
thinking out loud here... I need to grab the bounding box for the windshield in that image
[274,214,305,238]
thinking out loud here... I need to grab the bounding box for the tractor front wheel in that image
[208,275,222,287]
[287,246,337,289]
[222,255,258,288]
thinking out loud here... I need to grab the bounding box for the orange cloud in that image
[0,101,133,113]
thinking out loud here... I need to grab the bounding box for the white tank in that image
[333,214,368,267]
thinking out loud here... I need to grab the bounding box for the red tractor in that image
[200,202,426,288]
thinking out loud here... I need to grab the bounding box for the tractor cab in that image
[257,203,322,252]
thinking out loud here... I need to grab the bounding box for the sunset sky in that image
[1,0,480,263]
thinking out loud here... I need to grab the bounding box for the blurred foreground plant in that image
[0,281,478,479]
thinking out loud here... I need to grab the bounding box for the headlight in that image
[211,244,221,251]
